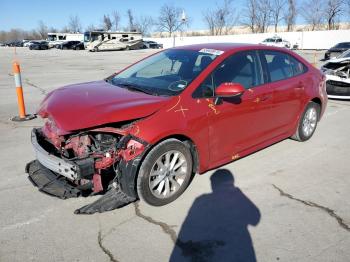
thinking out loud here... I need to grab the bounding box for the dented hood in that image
[38,80,170,133]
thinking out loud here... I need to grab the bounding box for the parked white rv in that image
[47,33,84,48]
[84,31,143,51]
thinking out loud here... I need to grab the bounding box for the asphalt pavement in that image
[0,47,349,262]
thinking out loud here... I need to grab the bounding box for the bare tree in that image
[68,15,82,33]
[85,24,96,31]
[284,0,297,31]
[271,0,287,32]
[31,30,41,40]
[111,10,121,31]
[203,0,239,35]
[135,16,154,35]
[48,27,58,33]
[203,10,216,35]
[0,27,63,43]
[157,4,188,36]
[324,0,344,30]
[0,31,6,43]
[244,0,259,33]
[102,15,112,31]
[127,9,135,31]
[5,29,22,42]
[37,20,48,39]
[301,0,324,30]
[243,0,271,33]
[61,26,70,33]
[255,0,272,33]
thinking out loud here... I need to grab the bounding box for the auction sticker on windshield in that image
[199,48,224,56]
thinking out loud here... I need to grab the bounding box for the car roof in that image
[174,43,257,52]
[173,42,291,53]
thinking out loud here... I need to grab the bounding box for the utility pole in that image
[173,10,187,47]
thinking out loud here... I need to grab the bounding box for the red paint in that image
[95,155,115,170]
[93,173,103,193]
[38,43,327,176]
[64,135,91,158]
[41,119,64,149]
[120,139,145,161]
[37,80,170,134]
[215,82,245,97]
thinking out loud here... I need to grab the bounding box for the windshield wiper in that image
[117,83,158,96]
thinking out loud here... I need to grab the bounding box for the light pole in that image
[173,10,187,47]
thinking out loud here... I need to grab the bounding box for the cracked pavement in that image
[0,48,349,262]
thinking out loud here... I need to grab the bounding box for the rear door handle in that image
[296,82,305,90]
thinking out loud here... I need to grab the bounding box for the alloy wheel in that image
[148,150,188,199]
[302,107,317,137]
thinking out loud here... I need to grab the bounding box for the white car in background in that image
[23,40,42,47]
[321,49,350,99]
[23,41,34,47]
[260,36,291,49]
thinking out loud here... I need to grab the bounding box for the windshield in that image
[110,49,219,96]
[338,49,350,58]
[47,35,56,41]
[84,32,91,42]
[334,42,350,48]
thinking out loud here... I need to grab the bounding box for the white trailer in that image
[47,33,84,48]
[84,31,143,51]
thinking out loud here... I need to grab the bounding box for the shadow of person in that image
[169,169,261,262]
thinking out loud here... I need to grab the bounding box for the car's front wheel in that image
[137,139,193,206]
[291,101,320,141]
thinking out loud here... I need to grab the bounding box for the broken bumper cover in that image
[27,128,150,214]
[26,160,81,199]
[31,129,78,180]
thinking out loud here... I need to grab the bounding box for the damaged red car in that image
[26,43,327,214]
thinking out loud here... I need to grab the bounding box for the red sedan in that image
[26,43,327,214]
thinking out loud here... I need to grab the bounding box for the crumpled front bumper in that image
[27,128,149,214]
[31,128,78,180]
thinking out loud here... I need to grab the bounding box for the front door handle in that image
[261,95,272,102]
[253,95,272,103]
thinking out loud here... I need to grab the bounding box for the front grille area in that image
[326,80,350,96]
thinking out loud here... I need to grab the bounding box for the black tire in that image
[137,139,193,206]
[94,46,98,52]
[291,101,320,142]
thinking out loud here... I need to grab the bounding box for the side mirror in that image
[214,82,245,105]
[215,82,245,97]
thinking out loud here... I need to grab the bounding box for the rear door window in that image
[262,51,306,82]
[289,55,307,76]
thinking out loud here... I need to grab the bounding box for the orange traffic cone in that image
[11,61,36,121]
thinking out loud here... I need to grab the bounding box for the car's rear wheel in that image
[137,139,193,206]
[291,101,320,141]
